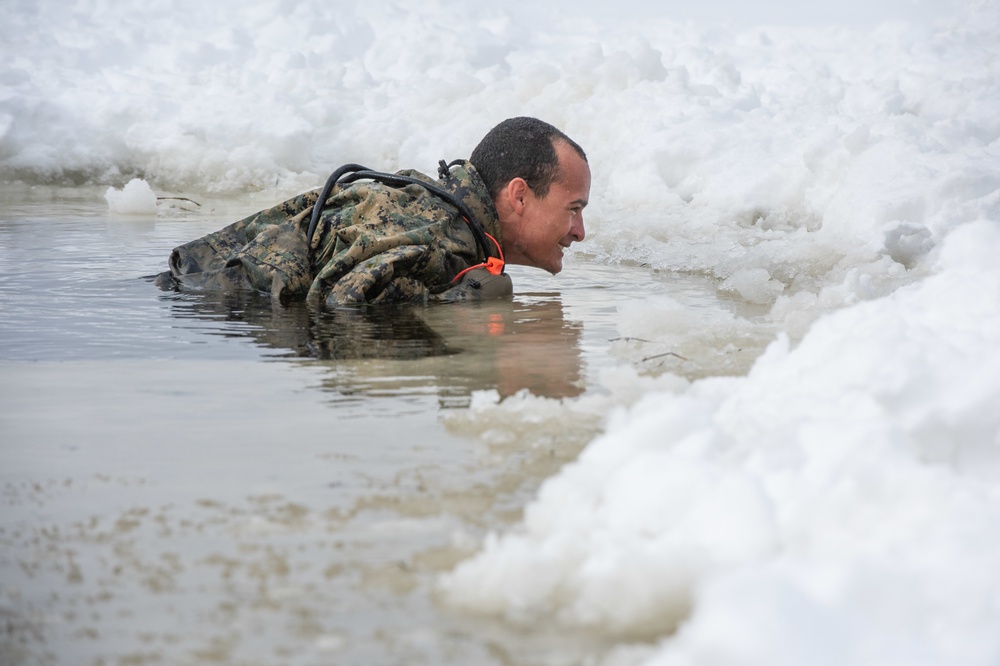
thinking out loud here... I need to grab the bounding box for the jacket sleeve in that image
[309,224,470,305]
[324,244,434,304]
[165,190,319,279]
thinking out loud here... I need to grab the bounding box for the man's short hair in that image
[470,117,587,202]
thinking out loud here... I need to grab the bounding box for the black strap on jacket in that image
[306,163,496,266]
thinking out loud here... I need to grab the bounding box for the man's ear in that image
[504,177,530,215]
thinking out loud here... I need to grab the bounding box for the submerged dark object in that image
[435,265,512,302]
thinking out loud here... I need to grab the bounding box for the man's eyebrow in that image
[570,198,589,207]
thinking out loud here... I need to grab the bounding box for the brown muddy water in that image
[0,185,770,665]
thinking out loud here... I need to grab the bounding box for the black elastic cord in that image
[438,158,466,179]
[306,163,369,264]
[306,164,496,266]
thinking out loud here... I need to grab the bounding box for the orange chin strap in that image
[451,231,505,283]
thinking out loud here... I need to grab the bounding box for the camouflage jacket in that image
[156,160,506,306]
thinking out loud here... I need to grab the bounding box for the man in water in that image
[156,116,590,306]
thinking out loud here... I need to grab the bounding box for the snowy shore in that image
[3,0,999,663]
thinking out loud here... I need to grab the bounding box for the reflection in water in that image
[420,296,585,403]
[166,290,454,360]
[162,289,584,404]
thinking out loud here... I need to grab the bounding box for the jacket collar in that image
[439,160,503,249]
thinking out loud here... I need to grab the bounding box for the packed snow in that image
[105,177,157,213]
[2,0,998,663]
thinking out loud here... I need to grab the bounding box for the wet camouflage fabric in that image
[156,160,506,306]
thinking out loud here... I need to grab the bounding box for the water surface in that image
[0,186,763,665]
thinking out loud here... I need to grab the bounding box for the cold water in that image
[0,187,763,665]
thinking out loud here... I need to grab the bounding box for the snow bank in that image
[441,218,1000,663]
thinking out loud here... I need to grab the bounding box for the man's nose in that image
[571,215,586,242]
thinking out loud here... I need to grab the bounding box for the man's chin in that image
[547,250,566,274]
[521,252,562,274]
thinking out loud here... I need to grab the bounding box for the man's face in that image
[504,140,590,274]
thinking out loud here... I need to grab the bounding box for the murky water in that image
[0,185,768,665]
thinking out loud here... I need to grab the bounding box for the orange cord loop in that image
[451,230,505,283]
